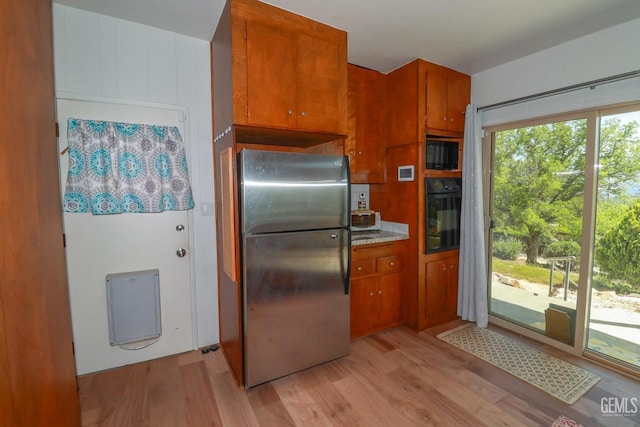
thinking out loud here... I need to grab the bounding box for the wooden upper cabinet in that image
[386,59,470,145]
[425,64,470,134]
[234,0,348,135]
[346,64,386,183]
[296,33,343,132]
[425,66,448,131]
[246,20,297,129]
[386,60,421,146]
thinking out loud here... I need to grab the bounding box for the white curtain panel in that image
[457,104,488,327]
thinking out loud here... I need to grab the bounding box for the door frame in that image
[55,93,199,353]
[481,110,598,358]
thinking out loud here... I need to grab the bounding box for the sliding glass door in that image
[588,108,640,367]
[487,104,640,370]
[488,117,586,344]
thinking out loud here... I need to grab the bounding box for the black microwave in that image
[425,138,459,170]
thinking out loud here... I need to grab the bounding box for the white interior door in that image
[56,99,195,375]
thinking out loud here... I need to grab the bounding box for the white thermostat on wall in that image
[398,165,415,181]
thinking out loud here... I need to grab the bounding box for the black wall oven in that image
[425,177,462,253]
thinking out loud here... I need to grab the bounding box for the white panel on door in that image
[57,98,195,374]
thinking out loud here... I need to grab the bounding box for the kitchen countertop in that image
[351,230,409,246]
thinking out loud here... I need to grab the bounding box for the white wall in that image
[52,4,218,347]
[472,18,640,125]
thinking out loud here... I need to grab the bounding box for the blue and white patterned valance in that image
[63,118,194,215]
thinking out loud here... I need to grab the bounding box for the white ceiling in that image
[53,0,640,75]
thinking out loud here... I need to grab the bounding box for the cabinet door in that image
[425,67,448,132]
[424,259,449,326]
[376,273,403,329]
[347,65,386,183]
[445,256,459,315]
[425,67,470,133]
[350,277,377,338]
[446,71,470,133]
[296,33,341,132]
[246,19,297,128]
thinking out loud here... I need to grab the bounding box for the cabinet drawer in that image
[352,259,375,277]
[377,255,400,274]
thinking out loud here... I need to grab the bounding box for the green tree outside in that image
[493,117,640,266]
[596,203,640,288]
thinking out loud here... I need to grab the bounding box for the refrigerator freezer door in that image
[239,149,349,234]
[243,228,350,387]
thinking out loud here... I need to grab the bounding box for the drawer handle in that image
[389,262,395,266]
[357,266,363,271]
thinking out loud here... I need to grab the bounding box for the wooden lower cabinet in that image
[350,242,404,339]
[421,251,459,328]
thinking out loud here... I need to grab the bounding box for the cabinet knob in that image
[442,266,447,271]
[350,149,355,154]
[369,292,374,297]
[378,290,382,295]
[357,151,362,155]
[450,264,455,269]
[450,118,454,122]
[442,117,447,121]
[357,266,363,271]
[301,111,307,116]
[288,109,294,115]
[389,262,394,266]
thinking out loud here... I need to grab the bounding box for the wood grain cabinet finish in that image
[386,59,470,145]
[1,0,81,424]
[425,64,470,134]
[350,242,403,339]
[212,0,348,386]
[230,0,348,136]
[370,142,461,332]
[421,251,459,328]
[346,64,386,183]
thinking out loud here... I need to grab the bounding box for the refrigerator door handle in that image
[343,228,351,295]
[342,155,351,295]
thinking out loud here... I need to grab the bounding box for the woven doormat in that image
[550,415,583,427]
[438,324,600,404]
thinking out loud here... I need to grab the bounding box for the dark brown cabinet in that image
[346,64,386,183]
[350,242,404,339]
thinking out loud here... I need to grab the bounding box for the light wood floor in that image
[78,320,640,426]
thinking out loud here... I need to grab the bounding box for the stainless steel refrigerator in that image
[238,149,351,388]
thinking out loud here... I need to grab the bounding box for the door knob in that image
[176,224,185,232]
[176,248,187,258]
